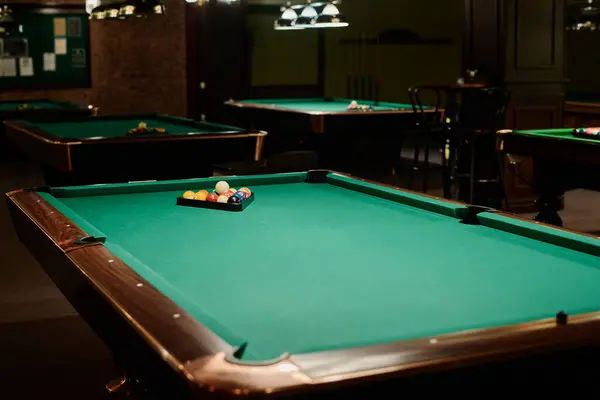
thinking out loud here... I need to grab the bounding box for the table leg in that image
[533,193,563,226]
[532,158,564,227]
[106,356,154,399]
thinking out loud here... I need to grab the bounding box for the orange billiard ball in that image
[195,190,208,201]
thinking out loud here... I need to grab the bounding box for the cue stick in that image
[361,31,367,100]
[354,31,360,99]
[375,31,380,106]
[366,30,372,102]
[346,34,351,99]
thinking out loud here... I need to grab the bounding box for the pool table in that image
[498,128,600,226]
[224,98,434,174]
[8,170,600,397]
[3,113,266,186]
[0,98,96,158]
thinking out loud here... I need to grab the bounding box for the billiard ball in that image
[228,196,242,204]
[217,195,229,203]
[183,190,195,200]
[206,193,218,202]
[239,187,251,196]
[234,190,248,200]
[232,193,245,202]
[195,190,208,201]
[229,188,237,194]
[215,181,229,195]
[138,121,147,129]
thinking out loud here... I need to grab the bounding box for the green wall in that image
[249,0,464,103]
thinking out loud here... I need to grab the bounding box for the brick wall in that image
[90,0,188,116]
[0,0,189,117]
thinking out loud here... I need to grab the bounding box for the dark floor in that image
[0,158,117,399]
[2,150,600,399]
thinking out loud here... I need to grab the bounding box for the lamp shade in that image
[274,5,304,30]
[89,4,107,19]
[314,2,348,28]
[90,0,164,20]
[294,4,318,27]
[127,0,166,17]
[105,3,121,19]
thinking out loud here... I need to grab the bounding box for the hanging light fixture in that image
[566,0,600,31]
[274,3,305,30]
[294,2,318,28]
[0,6,23,36]
[89,4,108,20]
[314,1,348,28]
[293,1,348,29]
[90,0,164,20]
[90,1,120,20]
[104,2,121,19]
[120,0,165,18]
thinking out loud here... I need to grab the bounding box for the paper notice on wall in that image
[54,38,67,55]
[0,58,17,77]
[43,53,56,71]
[19,57,34,76]
[53,18,67,36]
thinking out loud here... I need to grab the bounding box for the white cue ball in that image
[217,195,229,203]
[215,181,230,195]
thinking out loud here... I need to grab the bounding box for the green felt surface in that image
[24,117,244,140]
[0,101,77,111]
[512,128,600,144]
[39,173,600,362]
[240,98,414,112]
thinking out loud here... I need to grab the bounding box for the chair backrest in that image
[458,87,511,131]
[408,85,444,125]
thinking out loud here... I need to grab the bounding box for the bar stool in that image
[407,82,510,206]
[406,85,445,194]
[456,87,511,206]
[407,82,485,197]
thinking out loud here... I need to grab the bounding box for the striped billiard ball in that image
[234,190,248,200]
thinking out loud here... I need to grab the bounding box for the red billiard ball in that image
[206,193,218,202]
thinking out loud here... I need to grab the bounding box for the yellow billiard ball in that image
[195,189,208,201]
[183,190,195,199]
